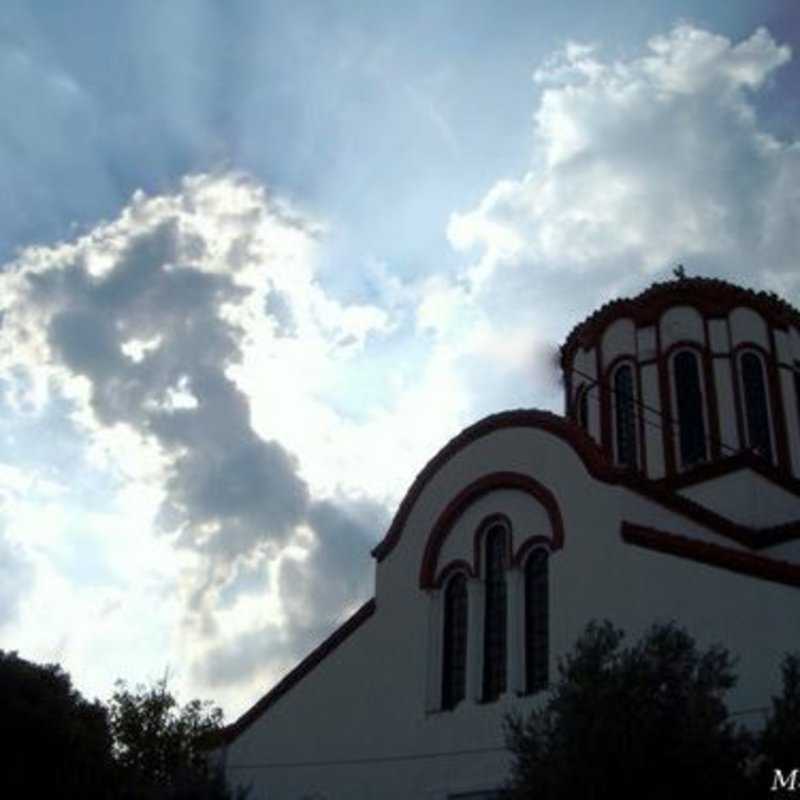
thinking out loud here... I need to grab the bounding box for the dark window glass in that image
[577,385,589,431]
[795,364,800,436]
[441,574,468,710]
[525,550,548,694]
[482,525,507,702]
[674,351,707,467]
[613,365,637,468]
[741,352,773,462]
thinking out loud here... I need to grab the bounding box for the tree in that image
[754,653,800,789]
[504,620,754,799]
[0,650,115,799]
[108,675,243,799]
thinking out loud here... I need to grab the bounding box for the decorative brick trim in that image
[561,278,800,369]
[620,522,800,588]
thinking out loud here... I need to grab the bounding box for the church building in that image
[213,277,800,799]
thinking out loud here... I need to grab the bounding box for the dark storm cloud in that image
[19,214,311,567]
[198,494,388,689]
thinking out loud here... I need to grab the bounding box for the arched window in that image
[794,362,800,434]
[673,350,707,468]
[482,525,507,702]
[576,384,589,432]
[613,364,637,468]
[740,351,773,463]
[441,573,468,710]
[524,549,548,694]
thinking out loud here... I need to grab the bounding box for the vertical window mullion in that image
[577,385,589,431]
[741,352,773,463]
[482,526,507,702]
[613,365,637,468]
[441,574,468,710]
[674,350,707,468]
[525,550,548,694]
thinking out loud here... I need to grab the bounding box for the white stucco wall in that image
[224,422,800,800]
[660,305,705,349]
[680,469,800,528]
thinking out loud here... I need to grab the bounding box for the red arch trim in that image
[419,471,565,589]
[433,559,474,588]
[371,411,606,564]
[371,409,800,566]
[432,515,555,588]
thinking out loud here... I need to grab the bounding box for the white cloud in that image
[448,23,798,306]
[2,22,797,720]
[0,172,402,712]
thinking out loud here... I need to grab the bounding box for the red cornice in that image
[560,278,800,370]
[206,598,376,747]
[654,449,800,494]
[621,522,800,588]
[372,409,800,564]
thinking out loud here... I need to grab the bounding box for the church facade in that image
[214,278,800,799]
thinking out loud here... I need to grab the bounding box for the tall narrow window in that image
[794,363,800,435]
[613,365,637,468]
[741,351,773,463]
[482,525,507,702]
[673,350,707,468]
[576,385,589,431]
[525,550,548,694]
[441,573,468,710]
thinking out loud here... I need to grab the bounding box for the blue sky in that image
[0,1,798,717]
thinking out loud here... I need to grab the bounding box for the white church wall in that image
[788,326,800,361]
[223,281,800,800]
[601,317,636,364]
[730,306,770,350]
[659,305,705,349]
[679,469,800,528]
[713,357,742,453]
[636,324,657,362]
[224,421,800,800]
[708,318,730,354]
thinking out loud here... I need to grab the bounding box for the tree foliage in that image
[755,653,800,788]
[1,649,115,798]
[504,620,753,799]
[108,675,241,800]
[0,651,241,799]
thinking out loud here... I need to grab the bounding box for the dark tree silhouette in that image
[756,653,800,790]
[109,675,245,799]
[0,649,115,799]
[504,620,754,799]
